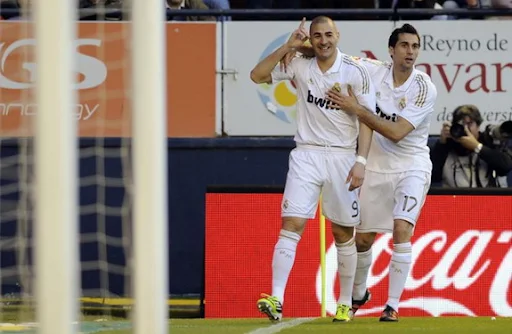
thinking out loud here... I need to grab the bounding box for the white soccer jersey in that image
[271,49,376,149]
[357,58,437,173]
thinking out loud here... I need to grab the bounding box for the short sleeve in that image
[400,75,438,128]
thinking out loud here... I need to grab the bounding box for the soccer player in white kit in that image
[325,24,438,322]
[250,16,376,322]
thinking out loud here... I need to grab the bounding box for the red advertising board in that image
[205,192,512,318]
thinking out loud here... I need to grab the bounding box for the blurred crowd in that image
[0,0,511,21]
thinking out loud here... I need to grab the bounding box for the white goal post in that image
[34,0,79,334]
[33,0,168,333]
[131,0,169,334]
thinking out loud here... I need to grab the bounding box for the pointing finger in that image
[299,17,306,30]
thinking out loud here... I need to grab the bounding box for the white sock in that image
[387,242,412,312]
[271,229,301,305]
[353,248,372,300]
[336,237,357,306]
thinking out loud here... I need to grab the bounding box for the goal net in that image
[0,1,167,333]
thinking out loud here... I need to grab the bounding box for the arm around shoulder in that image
[354,77,436,143]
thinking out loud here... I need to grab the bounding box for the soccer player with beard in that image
[250,16,376,323]
[325,24,438,322]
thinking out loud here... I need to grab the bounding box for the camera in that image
[449,105,512,143]
[450,121,466,139]
[449,105,481,139]
[486,121,512,142]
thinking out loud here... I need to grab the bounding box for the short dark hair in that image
[388,24,420,48]
[311,16,332,25]
[453,105,483,126]
[310,16,335,34]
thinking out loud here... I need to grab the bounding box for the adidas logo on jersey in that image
[376,106,398,122]
[307,90,341,110]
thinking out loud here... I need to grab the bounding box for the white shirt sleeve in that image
[350,63,376,114]
[270,56,297,83]
[400,75,438,128]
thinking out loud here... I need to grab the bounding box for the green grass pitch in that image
[70,316,512,334]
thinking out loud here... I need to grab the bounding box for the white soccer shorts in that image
[357,170,431,234]
[281,145,360,227]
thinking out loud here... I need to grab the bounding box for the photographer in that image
[431,105,512,188]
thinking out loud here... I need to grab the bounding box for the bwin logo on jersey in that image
[307,90,340,110]
[376,106,398,122]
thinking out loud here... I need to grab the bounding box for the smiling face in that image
[309,19,339,62]
[389,33,420,71]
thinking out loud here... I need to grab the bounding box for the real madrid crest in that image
[398,97,407,110]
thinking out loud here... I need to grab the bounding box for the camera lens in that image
[500,121,512,138]
[450,123,465,139]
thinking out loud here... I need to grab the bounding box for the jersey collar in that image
[384,64,416,92]
[314,48,342,75]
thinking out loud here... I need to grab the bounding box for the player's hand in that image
[326,85,359,114]
[285,17,309,50]
[440,121,451,144]
[281,19,311,72]
[297,17,310,40]
[455,125,480,151]
[346,162,365,191]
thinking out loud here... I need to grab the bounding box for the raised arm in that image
[250,45,296,84]
[250,18,309,84]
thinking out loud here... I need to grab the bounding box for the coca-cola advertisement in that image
[205,191,512,318]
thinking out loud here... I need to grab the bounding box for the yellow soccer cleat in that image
[257,293,283,322]
[332,304,353,322]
